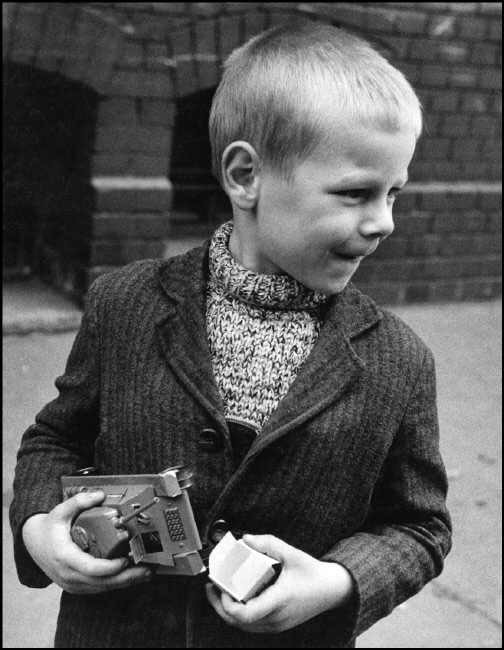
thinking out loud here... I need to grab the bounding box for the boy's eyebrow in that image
[335,173,409,187]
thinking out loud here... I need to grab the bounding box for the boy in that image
[10,22,451,648]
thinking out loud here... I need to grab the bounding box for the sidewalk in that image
[3,278,82,335]
[3,279,502,648]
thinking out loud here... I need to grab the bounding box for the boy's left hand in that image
[205,534,355,633]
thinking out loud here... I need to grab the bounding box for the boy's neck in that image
[228,214,280,276]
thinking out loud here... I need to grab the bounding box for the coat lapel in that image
[154,239,383,454]
[202,281,383,528]
[154,243,228,433]
[247,284,383,459]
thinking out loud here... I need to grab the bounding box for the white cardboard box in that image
[208,532,280,603]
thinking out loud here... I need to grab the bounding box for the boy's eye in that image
[336,189,368,200]
[334,187,404,200]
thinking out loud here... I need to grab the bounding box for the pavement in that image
[2,277,502,648]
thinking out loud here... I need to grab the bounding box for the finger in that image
[205,583,234,624]
[219,590,281,632]
[219,585,280,627]
[220,590,248,616]
[53,490,105,521]
[64,565,154,594]
[205,583,281,632]
[227,579,282,621]
[62,543,130,577]
[242,534,292,564]
[91,565,154,591]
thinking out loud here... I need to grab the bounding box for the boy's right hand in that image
[21,490,154,594]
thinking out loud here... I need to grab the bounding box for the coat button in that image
[208,519,229,544]
[198,428,223,452]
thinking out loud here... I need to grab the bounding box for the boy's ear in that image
[221,141,261,209]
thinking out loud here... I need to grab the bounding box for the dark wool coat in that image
[10,242,452,648]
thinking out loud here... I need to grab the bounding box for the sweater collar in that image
[157,235,383,340]
[208,221,329,311]
[155,238,383,457]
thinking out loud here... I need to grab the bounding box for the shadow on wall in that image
[3,62,99,301]
[170,85,231,231]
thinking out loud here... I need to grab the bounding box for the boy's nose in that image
[359,202,395,241]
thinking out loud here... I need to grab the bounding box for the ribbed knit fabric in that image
[206,221,329,432]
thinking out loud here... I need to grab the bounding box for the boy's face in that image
[235,121,416,295]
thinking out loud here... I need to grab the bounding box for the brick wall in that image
[357,186,501,302]
[2,2,501,304]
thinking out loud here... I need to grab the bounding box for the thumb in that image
[54,490,105,521]
[242,534,293,564]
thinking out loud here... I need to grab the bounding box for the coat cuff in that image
[322,531,432,638]
[13,514,53,588]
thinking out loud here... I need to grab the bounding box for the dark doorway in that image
[3,62,98,298]
[170,86,231,235]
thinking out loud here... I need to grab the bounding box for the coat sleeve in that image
[9,281,102,588]
[321,346,452,638]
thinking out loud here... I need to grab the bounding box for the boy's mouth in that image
[331,246,377,261]
[338,253,360,260]
[331,251,362,262]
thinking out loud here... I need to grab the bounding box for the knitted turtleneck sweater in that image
[206,221,329,433]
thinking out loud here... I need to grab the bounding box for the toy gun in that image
[61,466,205,576]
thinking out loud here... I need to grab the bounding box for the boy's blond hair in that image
[209,21,422,183]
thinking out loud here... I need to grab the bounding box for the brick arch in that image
[166,5,395,99]
[166,5,397,240]
[165,4,398,244]
[2,2,129,95]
